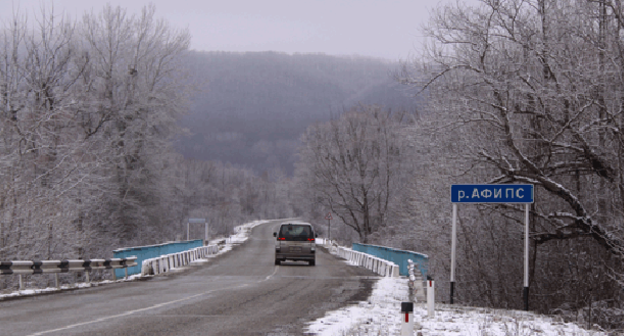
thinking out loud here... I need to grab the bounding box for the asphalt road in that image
[0,220,378,336]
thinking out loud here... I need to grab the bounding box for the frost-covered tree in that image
[398,0,624,325]
[78,4,191,247]
[295,104,409,243]
[0,4,191,266]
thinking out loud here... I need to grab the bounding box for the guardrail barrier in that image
[141,245,219,276]
[352,243,428,278]
[0,257,138,290]
[113,239,203,278]
[331,245,399,277]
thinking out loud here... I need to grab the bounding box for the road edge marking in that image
[263,265,279,282]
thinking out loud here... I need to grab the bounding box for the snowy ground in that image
[306,274,609,336]
[209,219,271,248]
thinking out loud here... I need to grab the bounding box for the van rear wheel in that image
[275,259,280,265]
[309,260,315,266]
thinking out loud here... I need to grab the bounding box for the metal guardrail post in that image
[19,274,23,290]
[55,273,60,289]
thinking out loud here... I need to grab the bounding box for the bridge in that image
[0,220,427,336]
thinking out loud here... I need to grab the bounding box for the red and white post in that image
[400,302,413,336]
[427,277,435,318]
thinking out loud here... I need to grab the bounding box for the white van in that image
[273,222,317,266]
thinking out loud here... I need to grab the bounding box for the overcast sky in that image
[0,0,479,61]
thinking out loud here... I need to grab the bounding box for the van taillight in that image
[278,237,285,240]
[307,238,315,241]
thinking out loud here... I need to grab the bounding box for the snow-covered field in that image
[306,276,608,336]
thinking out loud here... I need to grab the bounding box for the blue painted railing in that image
[112,240,204,277]
[352,243,428,278]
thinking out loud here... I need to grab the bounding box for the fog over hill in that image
[177,51,419,175]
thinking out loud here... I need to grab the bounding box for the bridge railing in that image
[0,257,138,290]
[141,245,220,276]
[352,243,428,278]
[112,239,204,278]
[333,246,400,277]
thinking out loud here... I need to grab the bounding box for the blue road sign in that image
[451,184,534,203]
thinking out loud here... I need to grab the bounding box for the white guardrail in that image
[323,240,399,277]
[141,245,219,276]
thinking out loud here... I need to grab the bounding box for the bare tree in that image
[77,4,191,247]
[397,0,624,322]
[295,104,408,243]
[0,3,193,268]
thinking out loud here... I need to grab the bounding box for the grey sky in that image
[0,0,478,61]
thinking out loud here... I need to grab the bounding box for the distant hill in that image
[177,51,418,175]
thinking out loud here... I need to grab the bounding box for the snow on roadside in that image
[306,277,608,336]
[229,219,269,244]
[0,275,142,300]
[305,277,407,335]
[207,219,270,254]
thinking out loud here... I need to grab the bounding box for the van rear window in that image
[278,224,313,241]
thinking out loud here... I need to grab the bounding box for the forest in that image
[178,50,418,175]
[0,0,623,331]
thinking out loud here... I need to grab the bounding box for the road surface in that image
[0,220,378,335]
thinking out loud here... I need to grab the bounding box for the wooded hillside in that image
[178,51,417,175]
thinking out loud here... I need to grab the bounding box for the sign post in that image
[188,218,208,242]
[450,203,457,304]
[450,184,534,310]
[325,212,333,240]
